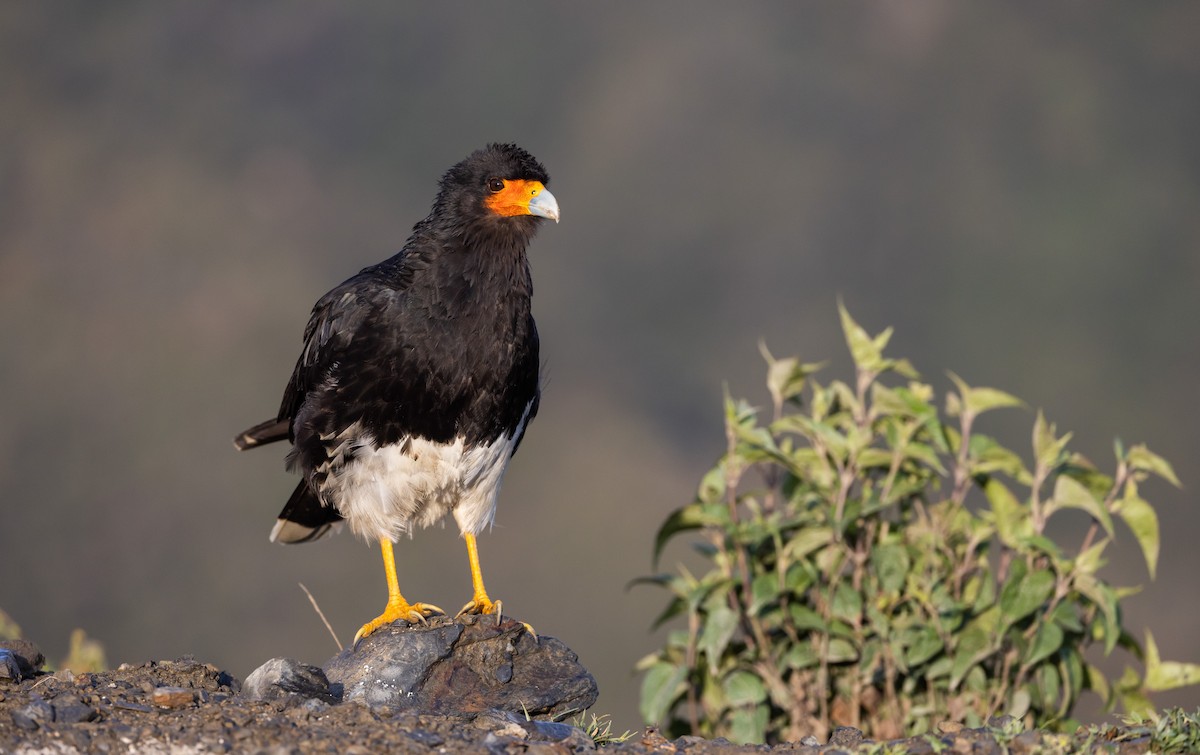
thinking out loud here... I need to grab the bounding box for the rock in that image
[828,726,865,747]
[323,614,597,719]
[0,640,44,681]
[12,698,55,730]
[151,686,196,709]
[0,651,20,683]
[473,709,595,750]
[243,658,337,705]
[637,726,673,750]
[52,695,99,723]
[406,729,444,747]
[799,735,821,747]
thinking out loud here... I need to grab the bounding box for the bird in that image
[234,143,559,644]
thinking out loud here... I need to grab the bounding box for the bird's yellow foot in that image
[456,593,501,620]
[354,599,444,645]
[457,593,537,639]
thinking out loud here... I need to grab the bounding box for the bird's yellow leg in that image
[456,534,536,638]
[456,533,500,618]
[354,539,443,645]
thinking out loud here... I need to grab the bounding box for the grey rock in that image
[326,620,463,708]
[243,658,337,705]
[13,698,55,730]
[53,695,99,723]
[0,650,20,683]
[0,639,44,680]
[799,735,821,747]
[674,734,711,749]
[475,708,595,750]
[324,614,598,719]
[406,729,444,747]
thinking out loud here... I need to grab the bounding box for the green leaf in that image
[1084,662,1111,705]
[788,605,826,633]
[782,642,819,669]
[1061,459,1113,503]
[1033,411,1072,472]
[948,372,1025,417]
[983,477,1028,549]
[1035,662,1063,713]
[969,435,1031,482]
[839,301,887,373]
[759,341,822,409]
[1008,688,1032,719]
[827,637,859,663]
[1074,539,1107,577]
[1075,573,1120,654]
[722,669,768,706]
[1115,666,1153,716]
[1026,621,1065,668]
[653,502,727,567]
[727,704,769,745]
[697,465,726,504]
[640,662,687,724]
[871,543,910,594]
[1143,630,1200,692]
[832,583,863,624]
[903,441,949,476]
[999,560,1055,627]
[784,526,833,561]
[1114,490,1160,580]
[950,607,1001,690]
[1126,444,1182,488]
[699,604,740,675]
[904,626,944,667]
[750,572,780,615]
[1046,475,1114,537]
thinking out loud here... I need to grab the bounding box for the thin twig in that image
[299,582,343,652]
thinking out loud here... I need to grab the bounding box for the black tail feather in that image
[269,480,343,544]
[234,418,290,451]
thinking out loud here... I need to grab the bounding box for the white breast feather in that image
[324,404,532,542]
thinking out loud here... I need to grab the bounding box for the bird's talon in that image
[455,596,500,619]
[354,600,443,645]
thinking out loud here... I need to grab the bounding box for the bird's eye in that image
[487,178,505,193]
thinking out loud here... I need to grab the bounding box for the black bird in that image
[235,143,559,643]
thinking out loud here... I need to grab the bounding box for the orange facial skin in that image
[484,179,549,217]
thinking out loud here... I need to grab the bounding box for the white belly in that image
[320,427,521,543]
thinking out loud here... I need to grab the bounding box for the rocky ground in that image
[0,620,1166,754]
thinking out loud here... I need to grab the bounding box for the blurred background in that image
[2,2,1197,731]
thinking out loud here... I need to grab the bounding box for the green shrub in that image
[637,305,1199,744]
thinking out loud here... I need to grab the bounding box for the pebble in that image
[113,700,154,713]
[828,726,865,746]
[152,686,195,708]
[938,720,965,733]
[54,695,99,723]
[407,729,444,747]
[13,698,55,730]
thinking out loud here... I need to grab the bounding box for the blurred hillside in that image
[1,3,1197,730]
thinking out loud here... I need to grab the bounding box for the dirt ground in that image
[0,653,1162,754]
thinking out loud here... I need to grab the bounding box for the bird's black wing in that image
[276,280,375,433]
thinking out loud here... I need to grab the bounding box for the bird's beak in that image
[526,186,560,223]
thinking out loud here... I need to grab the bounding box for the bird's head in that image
[434,144,560,237]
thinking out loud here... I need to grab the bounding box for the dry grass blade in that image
[299,582,343,652]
